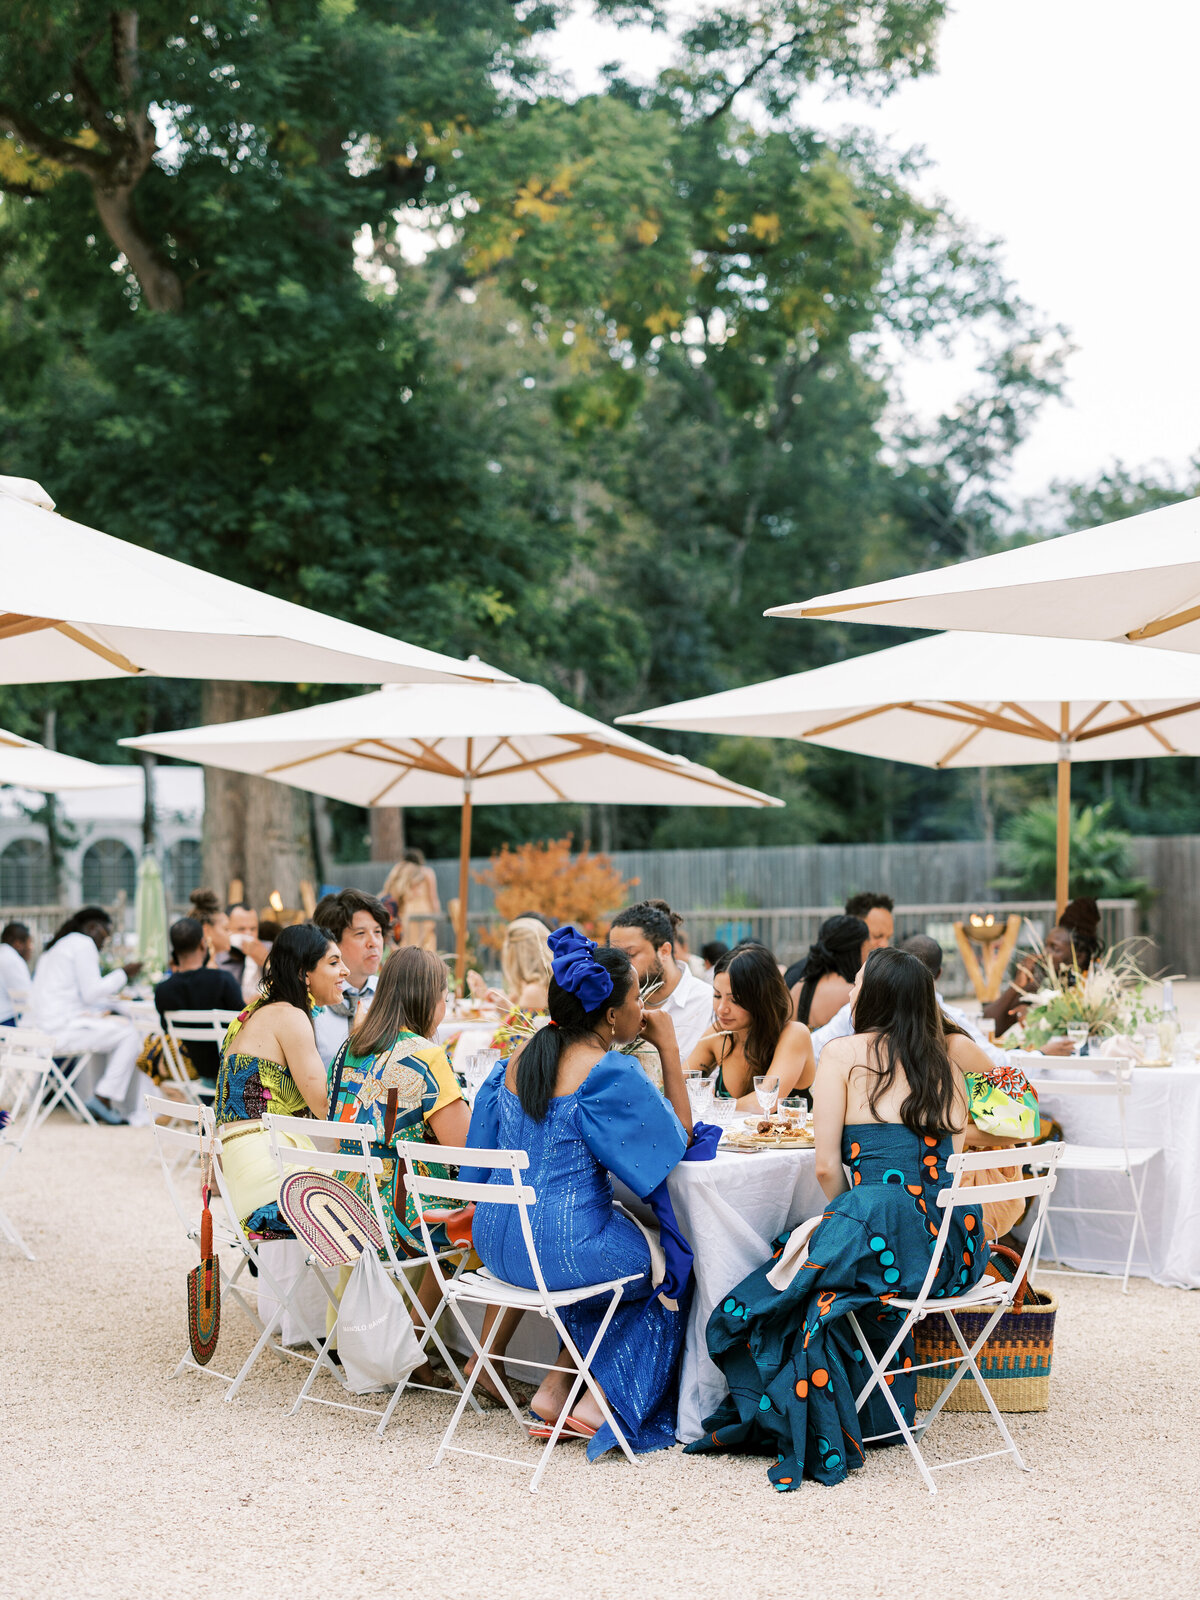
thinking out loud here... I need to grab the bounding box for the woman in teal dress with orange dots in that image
[685,949,990,1491]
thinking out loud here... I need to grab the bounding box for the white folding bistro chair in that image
[1012,1053,1157,1293]
[402,1141,642,1493]
[846,1142,1063,1495]
[0,1049,52,1258]
[262,1114,476,1434]
[6,1027,94,1130]
[146,1094,327,1397]
[161,1010,228,1106]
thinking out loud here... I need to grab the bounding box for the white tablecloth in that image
[666,1146,825,1442]
[1032,1064,1200,1288]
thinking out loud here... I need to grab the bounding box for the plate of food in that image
[722,1117,815,1150]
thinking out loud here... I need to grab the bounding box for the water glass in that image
[1066,1023,1089,1054]
[708,1093,735,1129]
[686,1075,715,1122]
[1137,1024,1161,1063]
[754,1074,781,1115]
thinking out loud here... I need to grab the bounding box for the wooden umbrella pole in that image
[1056,704,1071,922]
[456,759,473,996]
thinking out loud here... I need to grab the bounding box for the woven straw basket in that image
[913,1288,1057,1413]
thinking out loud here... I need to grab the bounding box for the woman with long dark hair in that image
[788,914,870,1027]
[465,926,693,1459]
[686,942,815,1107]
[328,945,469,1251]
[687,948,989,1492]
[215,921,349,1234]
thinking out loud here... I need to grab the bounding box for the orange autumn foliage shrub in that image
[474,836,636,947]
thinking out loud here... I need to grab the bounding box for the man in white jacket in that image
[30,907,144,1125]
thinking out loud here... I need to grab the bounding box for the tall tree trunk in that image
[41,709,64,903]
[978,767,994,848]
[200,682,314,909]
[138,749,157,855]
[311,794,335,888]
[369,806,404,863]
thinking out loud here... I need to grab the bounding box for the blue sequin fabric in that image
[468,1051,688,1461]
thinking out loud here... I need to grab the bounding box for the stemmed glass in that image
[462,1047,501,1102]
[686,1074,715,1124]
[753,1074,782,1116]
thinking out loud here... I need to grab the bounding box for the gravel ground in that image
[2,1118,1197,1600]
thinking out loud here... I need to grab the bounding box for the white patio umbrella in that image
[619,631,1200,918]
[766,494,1200,652]
[0,476,508,685]
[123,679,783,984]
[0,726,141,790]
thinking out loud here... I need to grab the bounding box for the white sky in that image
[547,1,1200,501]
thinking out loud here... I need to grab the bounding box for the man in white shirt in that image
[609,900,714,1059]
[311,889,389,1068]
[29,907,144,1125]
[0,921,34,1025]
[811,934,1010,1069]
[219,902,273,1005]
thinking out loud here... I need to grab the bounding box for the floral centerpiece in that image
[1002,939,1159,1050]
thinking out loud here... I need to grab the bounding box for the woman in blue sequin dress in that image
[466,929,694,1461]
[685,948,989,1491]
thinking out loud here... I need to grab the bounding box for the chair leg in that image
[429,1296,520,1468]
[847,1310,937,1495]
[376,1262,480,1438]
[851,1309,916,1415]
[931,1310,1028,1473]
[1032,1208,1060,1283]
[288,1264,347,1414]
[532,1289,635,1492]
[43,1063,97,1128]
[224,1254,324,1401]
[1123,1166,1154,1294]
[0,1200,34,1260]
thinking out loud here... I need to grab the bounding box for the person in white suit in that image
[30,906,144,1125]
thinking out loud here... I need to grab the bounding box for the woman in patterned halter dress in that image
[215,923,349,1235]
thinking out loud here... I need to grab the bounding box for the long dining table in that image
[665,1143,825,1442]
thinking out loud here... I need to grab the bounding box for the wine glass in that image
[1066,1023,1089,1055]
[687,1075,715,1123]
[754,1074,781,1116]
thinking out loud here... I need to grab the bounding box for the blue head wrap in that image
[547,925,614,1014]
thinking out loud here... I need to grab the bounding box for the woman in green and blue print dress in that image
[686,948,989,1491]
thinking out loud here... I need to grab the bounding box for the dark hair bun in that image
[189,888,221,921]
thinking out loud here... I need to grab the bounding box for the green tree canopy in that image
[0,3,1084,873]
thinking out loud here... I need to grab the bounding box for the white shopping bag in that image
[337,1247,424,1395]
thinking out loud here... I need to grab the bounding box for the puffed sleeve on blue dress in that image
[574,1051,688,1197]
[577,1052,693,1307]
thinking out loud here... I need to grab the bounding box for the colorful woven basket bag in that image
[913,1243,1057,1414]
[186,1179,221,1367]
